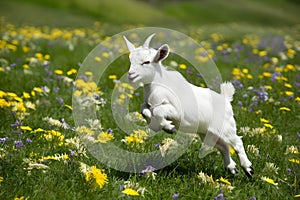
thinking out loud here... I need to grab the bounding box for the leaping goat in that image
[123,34,254,177]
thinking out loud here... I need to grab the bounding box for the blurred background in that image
[1,0,300,30]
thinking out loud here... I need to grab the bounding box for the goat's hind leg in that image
[215,138,239,175]
[229,135,254,178]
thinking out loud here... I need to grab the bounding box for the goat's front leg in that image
[141,102,151,124]
[150,104,178,134]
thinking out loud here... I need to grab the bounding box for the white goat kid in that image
[123,34,254,177]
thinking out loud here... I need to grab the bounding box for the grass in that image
[0,0,300,199]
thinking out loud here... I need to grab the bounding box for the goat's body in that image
[123,34,254,177]
[142,67,253,177]
[143,68,230,136]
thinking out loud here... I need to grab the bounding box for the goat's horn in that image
[123,35,135,52]
[143,33,156,48]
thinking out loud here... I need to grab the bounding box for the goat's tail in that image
[220,82,235,102]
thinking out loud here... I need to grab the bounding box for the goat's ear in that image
[123,35,135,52]
[153,44,169,63]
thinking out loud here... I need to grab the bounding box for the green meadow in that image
[0,0,299,199]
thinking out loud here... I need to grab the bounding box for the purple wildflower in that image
[14,140,25,148]
[172,193,180,199]
[56,97,65,105]
[11,120,23,127]
[287,168,292,175]
[297,132,300,139]
[25,138,32,143]
[42,86,50,93]
[70,151,75,157]
[249,197,256,200]
[238,101,243,107]
[107,128,113,134]
[54,87,60,92]
[141,165,156,175]
[78,75,87,82]
[61,118,70,129]
[271,72,281,82]
[214,192,227,200]
[119,184,124,191]
[196,73,203,78]
[0,137,9,145]
[231,79,243,90]
[186,67,192,74]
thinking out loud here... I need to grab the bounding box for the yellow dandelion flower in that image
[108,75,117,79]
[22,46,30,53]
[285,91,294,96]
[229,146,235,155]
[20,126,32,131]
[67,68,77,76]
[14,196,29,200]
[94,131,114,143]
[295,97,300,101]
[246,74,253,79]
[287,49,296,58]
[85,71,93,76]
[54,69,63,75]
[261,177,278,186]
[33,87,43,93]
[73,90,82,97]
[279,107,291,111]
[242,68,248,74]
[35,53,43,60]
[275,67,283,73]
[294,194,300,198]
[252,48,258,54]
[23,64,29,69]
[284,83,292,88]
[264,85,272,90]
[262,72,271,77]
[289,159,300,164]
[285,64,296,72]
[217,177,231,185]
[33,128,45,133]
[102,52,110,58]
[122,188,139,196]
[179,64,187,69]
[86,166,108,189]
[22,92,30,99]
[260,118,270,123]
[259,51,267,57]
[64,104,72,110]
[94,56,102,62]
[264,123,273,129]
[271,57,279,63]
[216,45,223,51]
[44,54,50,60]
[0,176,3,183]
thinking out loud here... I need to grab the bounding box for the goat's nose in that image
[128,71,135,76]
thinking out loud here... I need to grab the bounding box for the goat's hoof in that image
[171,127,177,133]
[163,127,177,134]
[243,166,254,178]
[228,168,239,175]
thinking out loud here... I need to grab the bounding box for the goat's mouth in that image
[128,74,139,82]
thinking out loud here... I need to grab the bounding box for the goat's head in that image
[123,33,170,84]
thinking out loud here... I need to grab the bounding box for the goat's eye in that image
[141,61,150,65]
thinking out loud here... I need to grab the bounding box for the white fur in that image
[123,34,254,177]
